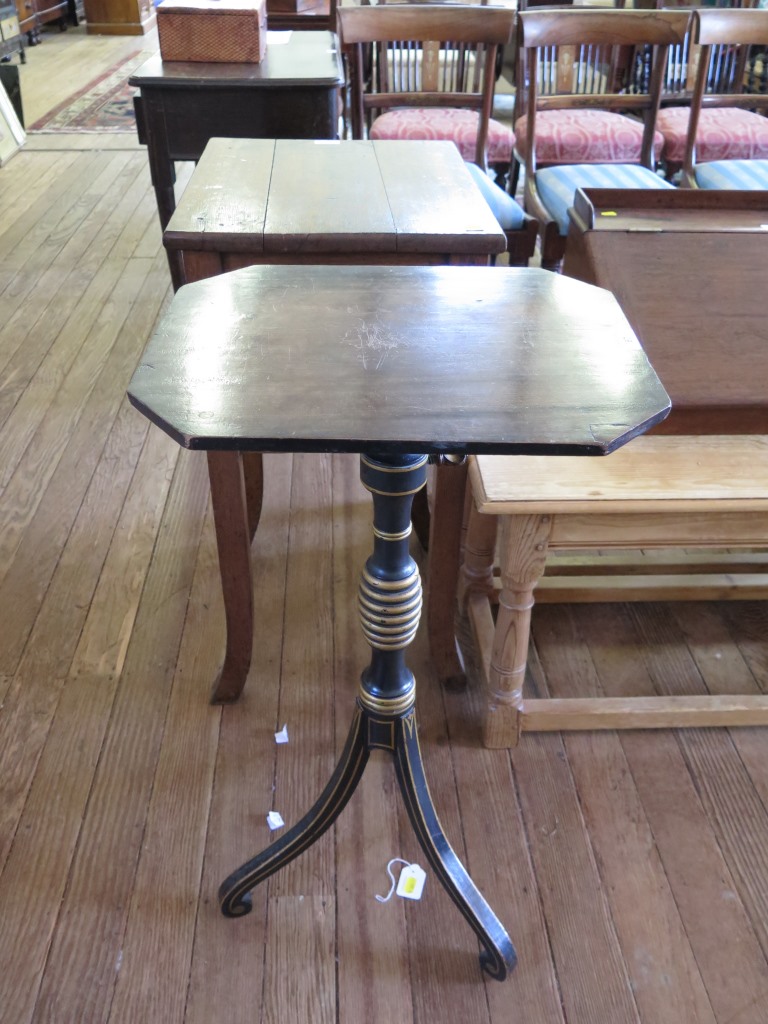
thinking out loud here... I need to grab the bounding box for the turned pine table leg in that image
[485,514,551,748]
[458,498,498,609]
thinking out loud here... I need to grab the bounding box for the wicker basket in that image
[157,0,267,64]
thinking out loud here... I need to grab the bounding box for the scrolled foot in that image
[221,889,253,919]
[480,940,517,982]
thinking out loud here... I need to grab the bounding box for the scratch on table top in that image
[345,317,404,370]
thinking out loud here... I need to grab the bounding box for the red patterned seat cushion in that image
[369,108,515,164]
[656,106,768,164]
[514,109,664,165]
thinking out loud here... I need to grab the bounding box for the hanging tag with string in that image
[375,858,427,903]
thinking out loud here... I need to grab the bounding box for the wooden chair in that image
[653,3,768,179]
[338,3,538,266]
[679,6,768,187]
[517,8,689,269]
[338,3,515,177]
[510,0,636,194]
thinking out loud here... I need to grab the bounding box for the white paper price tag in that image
[395,863,426,901]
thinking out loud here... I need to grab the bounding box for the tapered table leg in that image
[219,452,516,980]
[207,451,259,704]
[426,457,469,689]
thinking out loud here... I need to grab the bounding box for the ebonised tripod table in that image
[127,264,670,980]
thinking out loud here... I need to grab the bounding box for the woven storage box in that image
[157,0,267,64]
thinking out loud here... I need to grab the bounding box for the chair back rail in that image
[694,6,768,47]
[519,9,689,49]
[338,5,515,46]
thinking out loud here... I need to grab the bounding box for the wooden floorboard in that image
[571,603,768,1024]
[1,23,767,1024]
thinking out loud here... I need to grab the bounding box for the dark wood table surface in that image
[563,187,768,435]
[129,263,670,700]
[129,31,344,286]
[129,264,670,456]
[164,138,508,284]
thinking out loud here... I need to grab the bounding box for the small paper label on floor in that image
[266,811,284,830]
[274,724,289,744]
[396,863,426,901]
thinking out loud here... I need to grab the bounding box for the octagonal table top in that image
[127,264,670,456]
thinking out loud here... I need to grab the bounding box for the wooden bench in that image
[462,436,768,747]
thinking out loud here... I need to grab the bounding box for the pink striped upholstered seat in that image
[656,106,768,164]
[514,108,664,165]
[370,108,515,165]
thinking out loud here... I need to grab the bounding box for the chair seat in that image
[464,161,526,230]
[695,159,768,189]
[370,108,515,164]
[514,109,664,165]
[536,163,674,236]
[657,106,768,164]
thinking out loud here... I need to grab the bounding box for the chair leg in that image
[484,514,551,748]
[490,161,510,192]
[539,221,566,274]
[508,157,521,197]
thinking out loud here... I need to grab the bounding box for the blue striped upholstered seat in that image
[464,162,527,231]
[695,159,768,190]
[536,163,674,236]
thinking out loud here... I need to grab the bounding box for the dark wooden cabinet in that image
[83,0,156,35]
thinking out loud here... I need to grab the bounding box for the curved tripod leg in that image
[393,709,517,981]
[219,705,370,917]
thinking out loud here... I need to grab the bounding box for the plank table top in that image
[164,138,508,268]
[127,263,671,455]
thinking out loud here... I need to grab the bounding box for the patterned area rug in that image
[30,51,151,133]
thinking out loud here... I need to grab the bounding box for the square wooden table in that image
[129,31,344,285]
[164,137,507,283]
[165,137,508,690]
[127,262,670,981]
